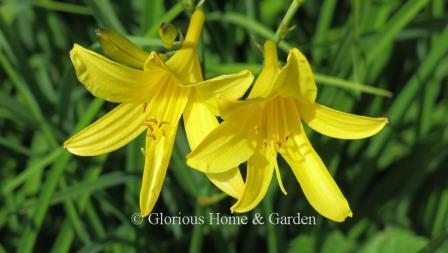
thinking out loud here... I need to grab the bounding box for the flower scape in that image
[64,8,387,222]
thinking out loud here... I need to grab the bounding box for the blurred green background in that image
[1,0,447,252]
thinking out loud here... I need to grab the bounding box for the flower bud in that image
[96,28,148,68]
[159,23,177,49]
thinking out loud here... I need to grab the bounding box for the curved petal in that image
[183,9,205,47]
[206,170,244,199]
[298,102,388,139]
[280,124,352,222]
[216,95,267,120]
[272,48,317,104]
[248,41,281,99]
[140,125,178,217]
[64,102,149,156]
[186,105,260,173]
[187,70,254,115]
[231,147,274,213]
[96,28,149,69]
[70,44,165,103]
[140,84,189,216]
[165,48,202,84]
[183,93,244,199]
[248,66,280,99]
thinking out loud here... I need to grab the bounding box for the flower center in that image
[262,132,292,150]
[144,119,170,141]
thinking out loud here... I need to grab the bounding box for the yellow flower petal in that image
[166,48,202,83]
[184,8,205,47]
[281,123,352,222]
[64,102,149,156]
[205,170,244,199]
[183,92,244,199]
[161,9,205,84]
[70,44,165,103]
[186,70,254,115]
[183,93,218,148]
[298,102,388,139]
[216,95,266,120]
[96,28,149,69]
[140,84,189,216]
[231,146,274,213]
[272,48,317,104]
[186,105,260,173]
[140,126,178,217]
[248,41,280,99]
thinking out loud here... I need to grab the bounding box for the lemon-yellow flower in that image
[187,40,388,222]
[64,9,254,216]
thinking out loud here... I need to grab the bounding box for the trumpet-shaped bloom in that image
[187,41,388,222]
[64,9,254,216]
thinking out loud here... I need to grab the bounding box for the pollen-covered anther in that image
[270,134,282,149]
[276,140,282,148]
[284,131,291,142]
[253,125,260,135]
[263,138,268,147]
[148,133,157,140]
[144,119,170,140]
[158,121,169,128]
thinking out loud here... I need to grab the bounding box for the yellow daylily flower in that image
[187,40,388,222]
[64,9,254,216]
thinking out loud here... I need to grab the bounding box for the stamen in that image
[271,134,278,143]
[146,124,154,131]
[148,133,156,140]
[253,125,260,135]
[284,131,291,142]
[158,121,169,128]
[274,160,287,195]
[144,118,170,140]
[276,140,282,148]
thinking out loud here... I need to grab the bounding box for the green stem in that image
[274,0,305,43]
[32,1,93,15]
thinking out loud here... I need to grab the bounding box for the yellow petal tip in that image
[333,208,353,222]
[140,209,150,218]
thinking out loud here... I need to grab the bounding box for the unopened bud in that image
[159,23,177,49]
[96,28,148,68]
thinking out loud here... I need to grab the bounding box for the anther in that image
[276,140,282,148]
[253,125,260,135]
[148,133,156,140]
[146,124,154,131]
[146,119,158,124]
[158,121,169,128]
[284,131,291,142]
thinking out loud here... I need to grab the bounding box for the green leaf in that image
[359,227,428,253]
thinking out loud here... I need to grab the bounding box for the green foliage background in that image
[1,0,447,252]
